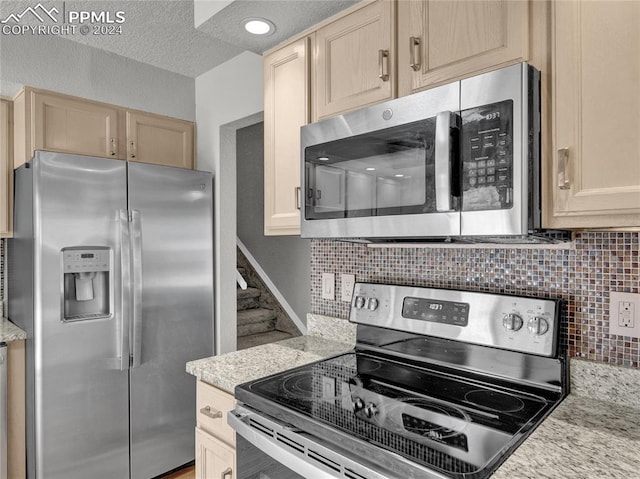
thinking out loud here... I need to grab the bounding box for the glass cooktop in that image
[241,351,558,476]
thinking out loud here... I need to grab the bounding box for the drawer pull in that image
[221,467,233,479]
[200,405,223,419]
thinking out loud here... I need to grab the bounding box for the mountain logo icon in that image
[1,3,59,24]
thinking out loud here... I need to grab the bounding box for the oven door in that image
[301,83,461,240]
[229,407,420,479]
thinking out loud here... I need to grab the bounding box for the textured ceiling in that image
[0,0,357,78]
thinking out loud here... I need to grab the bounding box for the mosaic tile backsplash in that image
[311,232,640,368]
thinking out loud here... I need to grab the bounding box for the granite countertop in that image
[494,359,640,479]
[187,335,353,393]
[186,314,356,393]
[187,315,640,478]
[494,395,640,478]
[0,317,27,342]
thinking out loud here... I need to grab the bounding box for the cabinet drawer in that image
[196,381,235,446]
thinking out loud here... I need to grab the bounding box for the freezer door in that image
[127,162,214,479]
[31,152,130,479]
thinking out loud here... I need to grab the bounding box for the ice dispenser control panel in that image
[63,249,110,273]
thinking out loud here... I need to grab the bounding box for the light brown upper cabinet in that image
[13,87,196,170]
[264,36,312,235]
[549,0,640,228]
[126,111,194,169]
[314,0,395,121]
[13,88,123,168]
[397,0,529,96]
[1,99,13,237]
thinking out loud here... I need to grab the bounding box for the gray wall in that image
[236,122,311,324]
[0,33,195,120]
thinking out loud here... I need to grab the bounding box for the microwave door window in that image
[305,118,438,220]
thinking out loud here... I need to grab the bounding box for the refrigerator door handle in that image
[130,209,143,368]
[118,209,132,371]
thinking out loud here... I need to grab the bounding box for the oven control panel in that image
[349,283,560,357]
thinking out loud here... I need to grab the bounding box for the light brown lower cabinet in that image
[8,340,26,479]
[195,380,236,479]
[195,427,235,479]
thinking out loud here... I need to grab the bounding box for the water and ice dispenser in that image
[62,247,113,322]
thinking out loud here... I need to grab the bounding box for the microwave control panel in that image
[460,100,513,211]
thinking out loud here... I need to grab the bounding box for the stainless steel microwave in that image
[301,63,563,242]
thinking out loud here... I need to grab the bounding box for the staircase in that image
[236,266,299,350]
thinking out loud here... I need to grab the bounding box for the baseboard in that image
[236,238,307,335]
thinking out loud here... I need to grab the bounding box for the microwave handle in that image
[435,111,456,212]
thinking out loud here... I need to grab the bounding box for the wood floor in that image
[162,465,195,479]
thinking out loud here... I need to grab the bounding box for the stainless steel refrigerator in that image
[8,151,214,479]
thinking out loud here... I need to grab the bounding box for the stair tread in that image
[237,330,295,350]
[237,287,260,299]
[237,308,277,325]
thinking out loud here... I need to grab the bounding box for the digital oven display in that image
[80,253,95,259]
[402,297,469,326]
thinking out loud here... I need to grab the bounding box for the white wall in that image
[194,0,235,28]
[196,51,263,354]
[0,34,195,120]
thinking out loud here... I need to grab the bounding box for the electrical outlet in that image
[322,273,335,300]
[609,292,640,338]
[341,274,355,302]
[619,302,635,327]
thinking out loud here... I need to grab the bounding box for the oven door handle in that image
[435,111,457,212]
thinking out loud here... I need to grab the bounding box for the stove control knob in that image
[367,298,379,311]
[502,313,524,331]
[528,316,550,335]
[352,397,365,412]
[354,296,366,309]
[364,403,378,418]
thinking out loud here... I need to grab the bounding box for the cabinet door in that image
[195,428,235,479]
[264,37,311,236]
[126,111,195,169]
[550,1,640,228]
[398,0,529,96]
[314,0,395,120]
[32,90,122,160]
[0,100,12,238]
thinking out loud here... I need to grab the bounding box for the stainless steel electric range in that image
[229,283,568,479]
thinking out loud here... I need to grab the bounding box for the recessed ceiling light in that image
[395,174,404,178]
[318,157,329,161]
[243,18,276,36]
[366,167,376,171]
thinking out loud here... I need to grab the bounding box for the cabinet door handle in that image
[295,187,301,210]
[199,405,223,419]
[110,138,117,156]
[557,147,570,190]
[130,141,136,159]
[409,36,421,71]
[378,49,390,81]
[221,467,232,479]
